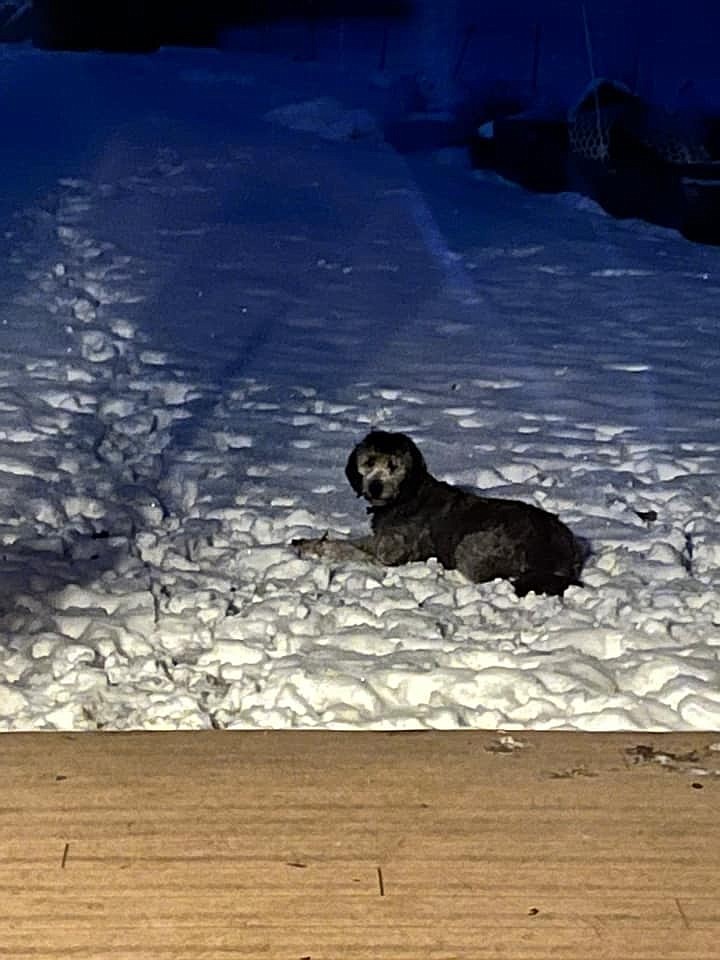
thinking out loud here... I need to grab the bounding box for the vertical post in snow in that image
[581,2,606,160]
[337,19,345,66]
[630,14,647,96]
[453,24,477,81]
[305,0,317,61]
[378,21,389,72]
[531,22,542,95]
[416,0,458,110]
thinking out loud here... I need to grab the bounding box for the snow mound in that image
[265,97,381,142]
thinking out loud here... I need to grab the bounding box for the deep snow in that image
[1,42,719,731]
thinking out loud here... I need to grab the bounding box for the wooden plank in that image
[1,730,719,958]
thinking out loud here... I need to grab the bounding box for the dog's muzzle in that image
[367,477,385,501]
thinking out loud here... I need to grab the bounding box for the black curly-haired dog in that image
[293,430,584,597]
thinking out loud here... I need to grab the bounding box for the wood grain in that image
[1,730,719,958]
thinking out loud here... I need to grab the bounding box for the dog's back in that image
[371,473,582,596]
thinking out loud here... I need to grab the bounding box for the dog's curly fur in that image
[294,430,585,597]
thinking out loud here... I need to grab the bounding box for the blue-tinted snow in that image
[0,34,719,731]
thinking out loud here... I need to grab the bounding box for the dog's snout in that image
[367,477,384,500]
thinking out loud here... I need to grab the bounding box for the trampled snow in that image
[1,43,719,731]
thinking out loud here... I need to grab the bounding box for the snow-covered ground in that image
[1,42,719,731]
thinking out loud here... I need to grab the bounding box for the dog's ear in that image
[345,444,363,496]
[405,435,427,476]
[396,434,427,498]
[396,433,426,477]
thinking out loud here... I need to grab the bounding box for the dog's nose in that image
[368,478,384,500]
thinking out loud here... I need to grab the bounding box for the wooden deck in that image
[2,729,719,958]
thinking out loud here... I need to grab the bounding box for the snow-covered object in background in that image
[568,79,636,163]
[568,78,717,165]
[566,78,720,242]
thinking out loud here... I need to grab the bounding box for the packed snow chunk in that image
[213,431,253,451]
[161,588,219,618]
[617,657,689,698]
[315,679,385,721]
[140,350,169,366]
[154,618,214,657]
[282,508,325,531]
[274,683,314,719]
[680,696,720,729]
[198,640,265,669]
[474,467,506,487]
[249,516,277,545]
[134,532,168,566]
[644,542,683,566]
[508,698,564,725]
[0,684,29,717]
[53,614,94,641]
[110,318,135,339]
[242,546,300,576]
[58,665,106,694]
[66,365,96,384]
[72,299,96,323]
[382,668,459,709]
[333,606,384,631]
[31,635,63,660]
[284,610,326,641]
[135,694,212,730]
[571,707,646,731]
[50,644,97,679]
[103,653,161,686]
[317,629,396,657]
[266,98,380,142]
[38,389,96,413]
[394,573,446,606]
[0,457,41,478]
[55,583,151,619]
[44,703,87,729]
[594,550,623,575]
[580,568,613,590]
[79,330,116,362]
[655,461,688,482]
[496,462,540,484]
[529,661,612,700]
[99,398,138,419]
[81,280,121,304]
[61,496,107,521]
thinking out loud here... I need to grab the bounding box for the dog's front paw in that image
[291,533,328,558]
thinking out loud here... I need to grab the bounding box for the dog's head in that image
[345,431,427,506]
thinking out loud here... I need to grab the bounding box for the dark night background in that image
[2,1,717,106]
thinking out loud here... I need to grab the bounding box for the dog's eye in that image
[387,460,397,473]
[365,457,375,468]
